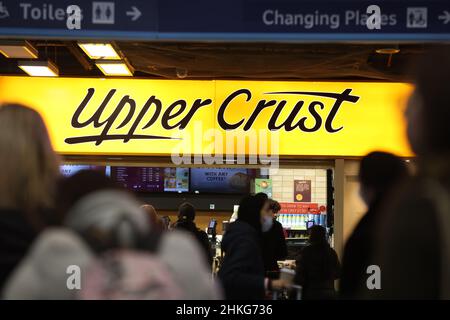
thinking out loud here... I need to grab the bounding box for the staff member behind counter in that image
[172,202,213,268]
[262,199,288,277]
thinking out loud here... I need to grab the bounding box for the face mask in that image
[262,216,273,232]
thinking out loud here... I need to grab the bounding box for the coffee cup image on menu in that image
[228,172,251,190]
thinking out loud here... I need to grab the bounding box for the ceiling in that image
[0,40,447,81]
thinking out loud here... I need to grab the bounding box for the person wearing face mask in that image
[261,199,288,276]
[218,194,288,299]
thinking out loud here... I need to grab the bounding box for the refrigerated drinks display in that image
[277,204,328,260]
[278,213,326,237]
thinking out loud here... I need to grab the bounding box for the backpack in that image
[78,250,184,300]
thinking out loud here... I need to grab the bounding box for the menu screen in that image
[111,167,189,193]
[112,167,164,192]
[190,168,256,194]
[163,167,189,192]
[60,165,110,177]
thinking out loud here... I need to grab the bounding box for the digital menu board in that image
[111,167,189,193]
[112,167,164,192]
[60,165,110,177]
[163,167,189,192]
[190,168,256,194]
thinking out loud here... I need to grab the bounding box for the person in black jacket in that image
[294,225,340,300]
[173,202,213,268]
[262,199,288,276]
[218,195,287,300]
[339,152,408,299]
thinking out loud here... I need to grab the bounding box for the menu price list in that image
[112,167,164,192]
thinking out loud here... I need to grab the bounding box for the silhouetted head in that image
[359,152,409,206]
[406,48,450,156]
[57,170,119,221]
[178,202,196,222]
[237,194,268,232]
[268,199,281,215]
[254,192,269,203]
[309,225,327,245]
[141,204,164,232]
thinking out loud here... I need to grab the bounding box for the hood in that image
[2,228,93,299]
[221,220,258,252]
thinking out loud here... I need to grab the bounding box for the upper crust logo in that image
[65,88,360,146]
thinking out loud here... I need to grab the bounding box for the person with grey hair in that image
[64,189,151,253]
[2,171,222,300]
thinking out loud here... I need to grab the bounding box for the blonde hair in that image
[0,104,60,225]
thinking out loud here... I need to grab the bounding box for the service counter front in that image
[0,76,414,257]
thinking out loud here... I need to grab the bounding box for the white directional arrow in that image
[438,10,450,24]
[126,6,141,21]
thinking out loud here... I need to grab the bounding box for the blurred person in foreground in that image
[218,194,288,299]
[373,49,450,299]
[262,199,288,276]
[172,202,213,267]
[0,104,60,291]
[340,152,408,299]
[3,171,221,299]
[294,225,340,300]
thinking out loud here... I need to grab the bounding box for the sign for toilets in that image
[0,0,449,41]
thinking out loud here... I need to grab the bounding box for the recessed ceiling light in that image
[78,43,120,60]
[18,60,59,77]
[95,60,133,76]
[0,40,38,59]
[375,48,400,54]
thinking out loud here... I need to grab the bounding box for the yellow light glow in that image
[0,77,414,157]
[18,61,58,77]
[78,43,120,60]
[95,61,133,76]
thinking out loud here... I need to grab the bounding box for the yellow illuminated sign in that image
[0,76,413,157]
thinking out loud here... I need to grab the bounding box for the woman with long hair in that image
[0,103,60,290]
[294,225,341,300]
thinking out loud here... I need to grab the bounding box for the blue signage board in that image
[0,0,449,41]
